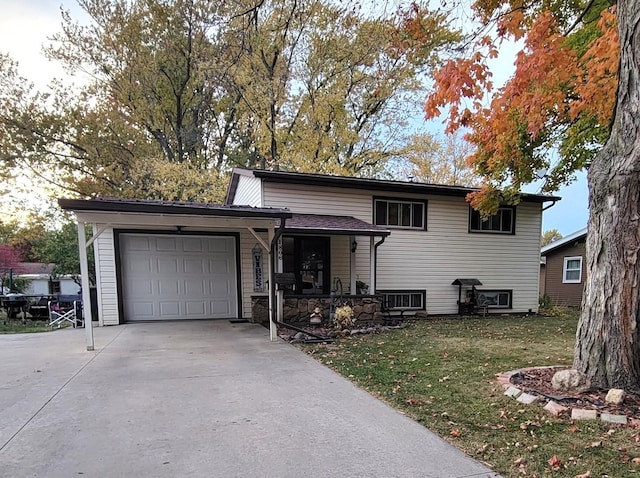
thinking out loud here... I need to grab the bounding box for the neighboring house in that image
[59,169,558,332]
[539,228,587,307]
[14,262,79,295]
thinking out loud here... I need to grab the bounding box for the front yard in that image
[301,309,640,477]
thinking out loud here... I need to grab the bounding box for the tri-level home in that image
[60,168,558,347]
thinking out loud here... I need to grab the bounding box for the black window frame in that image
[469,289,513,309]
[468,206,516,234]
[377,289,426,311]
[373,197,427,230]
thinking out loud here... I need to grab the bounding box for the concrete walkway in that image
[0,322,499,477]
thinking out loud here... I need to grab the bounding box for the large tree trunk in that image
[574,0,640,391]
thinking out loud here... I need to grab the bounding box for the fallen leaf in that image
[574,472,591,478]
[450,429,461,437]
[439,376,450,382]
[631,457,640,464]
[548,455,563,471]
[586,441,602,449]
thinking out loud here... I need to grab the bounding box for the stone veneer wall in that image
[251,295,382,324]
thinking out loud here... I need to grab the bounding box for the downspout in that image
[373,236,387,295]
[542,199,559,212]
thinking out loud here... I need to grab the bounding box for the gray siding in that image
[263,182,543,314]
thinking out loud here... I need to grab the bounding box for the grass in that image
[0,311,54,333]
[300,309,640,478]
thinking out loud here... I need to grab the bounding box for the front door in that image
[282,236,330,294]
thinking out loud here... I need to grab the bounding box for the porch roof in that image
[280,213,390,236]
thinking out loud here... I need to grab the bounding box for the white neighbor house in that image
[59,168,558,338]
[16,263,78,295]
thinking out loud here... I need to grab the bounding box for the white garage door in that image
[120,234,238,321]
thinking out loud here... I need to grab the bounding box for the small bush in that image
[333,305,355,330]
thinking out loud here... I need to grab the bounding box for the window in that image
[374,198,426,229]
[469,206,515,234]
[472,290,512,309]
[378,290,425,310]
[563,256,583,283]
[50,280,61,295]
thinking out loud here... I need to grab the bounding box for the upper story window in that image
[374,198,426,229]
[469,206,515,234]
[563,256,583,283]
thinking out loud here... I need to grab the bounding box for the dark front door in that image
[282,236,330,294]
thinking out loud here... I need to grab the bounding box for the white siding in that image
[234,175,263,207]
[94,226,119,325]
[262,182,543,314]
[264,183,372,285]
[331,236,351,293]
[238,229,269,318]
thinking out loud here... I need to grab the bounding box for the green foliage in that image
[541,229,562,246]
[34,221,95,286]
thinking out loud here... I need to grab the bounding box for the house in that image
[59,169,558,346]
[540,228,587,307]
[15,263,79,295]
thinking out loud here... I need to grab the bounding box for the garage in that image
[119,233,238,321]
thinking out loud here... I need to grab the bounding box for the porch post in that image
[350,235,357,295]
[369,236,376,294]
[267,227,276,340]
[77,221,94,351]
[276,237,284,323]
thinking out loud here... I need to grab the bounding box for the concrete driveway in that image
[0,322,499,478]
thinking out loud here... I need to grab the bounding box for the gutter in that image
[373,235,387,293]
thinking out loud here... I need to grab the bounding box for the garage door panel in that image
[211,300,231,315]
[120,234,237,321]
[158,279,179,295]
[182,237,205,252]
[132,302,156,318]
[185,301,206,315]
[159,301,181,317]
[126,236,152,251]
[156,237,177,251]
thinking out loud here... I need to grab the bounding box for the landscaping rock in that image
[544,400,569,417]
[601,413,627,424]
[571,408,598,420]
[605,388,626,405]
[504,386,523,398]
[517,392,540,404]
[551,369,590,392]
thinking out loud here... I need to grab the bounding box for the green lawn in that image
[301,309,640,477]
[0,311,53,333]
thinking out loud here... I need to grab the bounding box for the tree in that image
[0,244,24,293]
[395,131,480,186]
[34,221,95,286]
[0,0,459,203]
[541,229,563,247]
[420,0,640,390]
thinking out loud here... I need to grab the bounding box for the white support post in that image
[350,235,357,295]
[369,236,376,294]
[267,227,277,341]
[77,221,95,351]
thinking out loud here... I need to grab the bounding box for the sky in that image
[0,0,590,235]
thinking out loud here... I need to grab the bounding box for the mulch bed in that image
[511,367,640,419]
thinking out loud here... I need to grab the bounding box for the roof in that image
[281,214,390,236]
[541,227,587,255]
[58,197,292,219]
[17,262,55,275]
[227,168,560,204]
